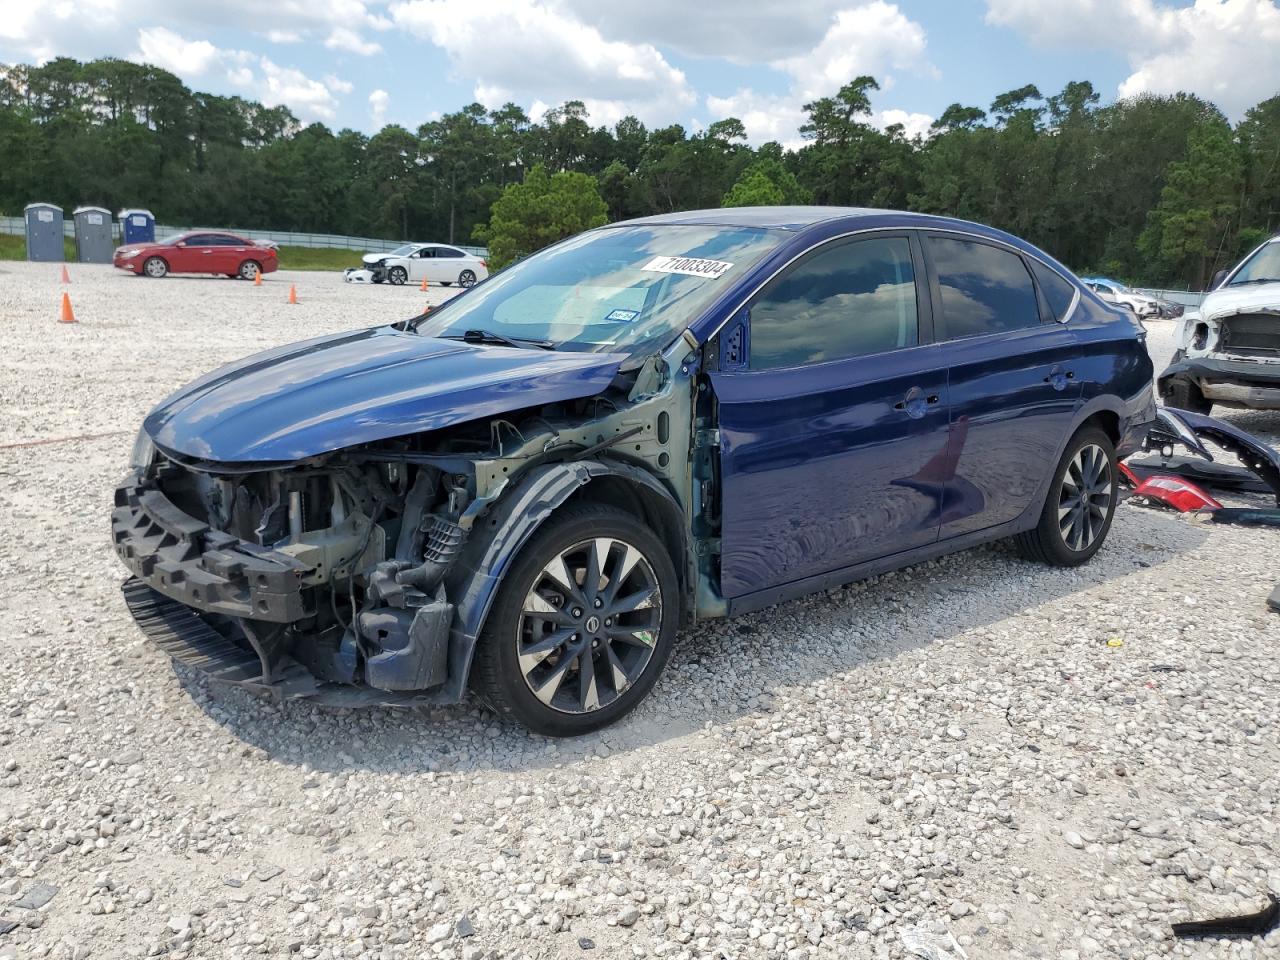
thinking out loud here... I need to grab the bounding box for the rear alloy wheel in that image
[473,504,678,736]
[458,269,477,288]
[1015,427,1117,566]
[238,260,261,281]
[143,257,168,279]
[388,266,408,285]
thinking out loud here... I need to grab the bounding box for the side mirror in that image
[1210,268,1228,290]
[177,241,187,248]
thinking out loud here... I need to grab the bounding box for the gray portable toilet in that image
[73,206,114,263]
[119,208,155,245]
[24,202,64,262]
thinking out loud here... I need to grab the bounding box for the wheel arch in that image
[440,459,691,701]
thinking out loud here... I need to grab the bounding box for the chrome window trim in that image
[698,223,1079,347]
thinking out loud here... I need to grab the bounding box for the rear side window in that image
[1031,261,1077,321]
[749,236,919,370]
[929,237,1039,340]
[437,247,465,258]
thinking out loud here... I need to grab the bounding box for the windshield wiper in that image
[1229,278,1280,287]
[441,329,556,350]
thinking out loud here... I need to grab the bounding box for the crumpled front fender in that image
[434,459,688,703]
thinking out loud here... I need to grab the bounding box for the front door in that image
[711,232,953,599]
[922,234,1082,537]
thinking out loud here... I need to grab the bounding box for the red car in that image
[113,231,279,280]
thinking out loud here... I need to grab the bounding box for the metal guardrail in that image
[0,215,486,258]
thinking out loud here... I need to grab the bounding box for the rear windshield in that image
[413,224,785,362]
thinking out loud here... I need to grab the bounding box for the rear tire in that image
[472,503,678,737]
[143,257,168,279]
[1164,377,1212,415]
[1016,427,1117,567]
[238,260,261,281]
[459,269,477,288]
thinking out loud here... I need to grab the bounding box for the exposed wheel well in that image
[562,474,691,617]
[1081,410,1119,447]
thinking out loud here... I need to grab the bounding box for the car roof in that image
[614,206,892,230]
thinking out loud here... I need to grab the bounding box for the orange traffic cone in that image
[60,264,71,284]
[420,277,429,292]
[288,284,298,305]
[254,271,263,287]
[59,292,77,324]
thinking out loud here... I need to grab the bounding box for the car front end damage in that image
[1160,302,1280,410]
[111,348,707,707]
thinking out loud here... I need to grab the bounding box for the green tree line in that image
[3,58,1278,286]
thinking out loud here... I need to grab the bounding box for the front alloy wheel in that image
[389,266,408,285]
[143,257,168,278]
[473,503,678,736]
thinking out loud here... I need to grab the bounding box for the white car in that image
[357,243,488,287]
[1159,234,1280,412]
[1082,278,1161,318]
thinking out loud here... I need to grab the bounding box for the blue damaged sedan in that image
[112,207,1154,735]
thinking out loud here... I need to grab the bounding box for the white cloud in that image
[874,109,934,140]
[265,29,304,44]
[324,26,382,56]
[704,2,935,145]
[258,57,338,119]
[389,0,696,124]
[134,26,222,76]
[324,73,354,94]
[775,3,933,101]
[985,0,1280,119]
[369,88,390,127]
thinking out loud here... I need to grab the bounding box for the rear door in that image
[712,232,952,599]
[923,234,1082,538]
[429,247,466,283]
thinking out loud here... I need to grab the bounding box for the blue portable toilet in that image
[119,208,156,245]
[24,202,64,262]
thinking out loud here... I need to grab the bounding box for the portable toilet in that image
[24,202,64,262]
[119,208,155,245]
[73,206,114,263]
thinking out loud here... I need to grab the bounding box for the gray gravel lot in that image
[2,261,1279,960]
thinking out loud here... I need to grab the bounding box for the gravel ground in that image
[2,261,1279,960]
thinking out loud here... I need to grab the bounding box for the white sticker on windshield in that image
[640,255,734,279]
[605,308,640,322]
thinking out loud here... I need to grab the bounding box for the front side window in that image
[749,236,919,370]
[1228,241,1280,286]
[416,248,436,259]
[929,237,1040,339]
[414,224,784,364]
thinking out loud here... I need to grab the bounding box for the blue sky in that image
[3,1,1278,142]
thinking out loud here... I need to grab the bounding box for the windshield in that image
[413,224,784,360]
[1228,241,1280,285]
[387,244,419,258]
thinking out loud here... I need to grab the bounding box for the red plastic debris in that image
[1131,475,1223,512]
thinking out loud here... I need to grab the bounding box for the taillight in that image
[1132,475,1221,513]
[481,260,488,269]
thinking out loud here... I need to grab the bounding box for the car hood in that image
[362,252,396,265]
[143,327,626,463]
[1200,283,1280,321]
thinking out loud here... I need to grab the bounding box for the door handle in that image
[201,250,213,254]
[894,387,938,418]
[1043,367,1074,391]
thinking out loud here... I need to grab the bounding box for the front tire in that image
[1016,427,1117,567]
[388,266,408,285]
[143,257,168,279]
[472,503,679,736]
[1164,377,1212,415]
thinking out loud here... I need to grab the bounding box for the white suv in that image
[1159,236,1280,412]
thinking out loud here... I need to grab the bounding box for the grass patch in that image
[275,246,364,272]
[0,235,77,261]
